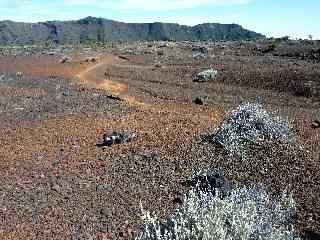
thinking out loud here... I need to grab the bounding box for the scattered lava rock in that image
[97,131,137,147]
[15,71,23,78]
[303,230,320,240]
[60,56,69,63]
[193,52,207,60]
[172,196,183,205]
[192,45,209,54]
[106,94,122,101]
[193,68,218,82]
[96,184,112,193]
[154,63,162,68]
[85,57,98,63]
[118,55,130,61]
[311,120,320,129]
[182,169,230,198]
[194,97,205,105]
[157,50,164,56]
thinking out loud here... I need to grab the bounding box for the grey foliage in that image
[212,103,295,156]
[136,182,300,240]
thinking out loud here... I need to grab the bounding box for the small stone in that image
[60,56,69,63]
[158,42,168,48]
[311,120,320,129]
[194,97,204,105]
[96,184,112,193]
[16,72,23,78]
[52,184,61,192]
[157,50,164,56]
[106,94,122,101]
[99,131,137,147]
[85,57,98,63]
[62,91,70,96]
[193,52,206,60]
[182,169,230,198]
[100,208,112,217]
[192,45,209,54]
[0,74,5,81]
[118,55,130,61]
[52,160,60,166]
[172,196,183,205]
[193,69,218,82]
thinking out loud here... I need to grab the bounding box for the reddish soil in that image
[0,45,319,239]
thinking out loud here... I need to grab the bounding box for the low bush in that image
[211,103,295,157]
[136,182,300,240]
[262,42,279,53]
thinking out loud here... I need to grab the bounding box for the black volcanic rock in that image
[0,16,265,45]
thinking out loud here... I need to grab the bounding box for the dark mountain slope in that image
[0,16,265,45]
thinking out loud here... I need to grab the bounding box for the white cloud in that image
[0,0,77,22]
[64,0,253,11]
[1,0,33,9]
[1,0,253,14]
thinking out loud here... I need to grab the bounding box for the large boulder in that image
[193,68,218,82]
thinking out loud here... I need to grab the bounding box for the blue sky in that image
[0,0,319,39]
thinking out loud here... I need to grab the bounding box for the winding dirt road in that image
[74,53,223,123]
[76,55,148,106]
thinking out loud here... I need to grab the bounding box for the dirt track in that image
[74,53,224,127]
[76,56,141,106]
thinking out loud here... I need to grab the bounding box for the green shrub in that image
[262,42,279,53]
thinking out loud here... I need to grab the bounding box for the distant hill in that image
[0,16,265,45]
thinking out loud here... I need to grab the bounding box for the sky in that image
[0,0,319,39]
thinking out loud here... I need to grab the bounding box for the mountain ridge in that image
[0,16,265,45]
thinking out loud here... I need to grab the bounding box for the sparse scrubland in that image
[0,39,319,239]
[137,185,299,240]
[136,103,304,240]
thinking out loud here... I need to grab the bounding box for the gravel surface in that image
[0,44,319,239]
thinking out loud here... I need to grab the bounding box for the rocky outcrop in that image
[0,16,265,45]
